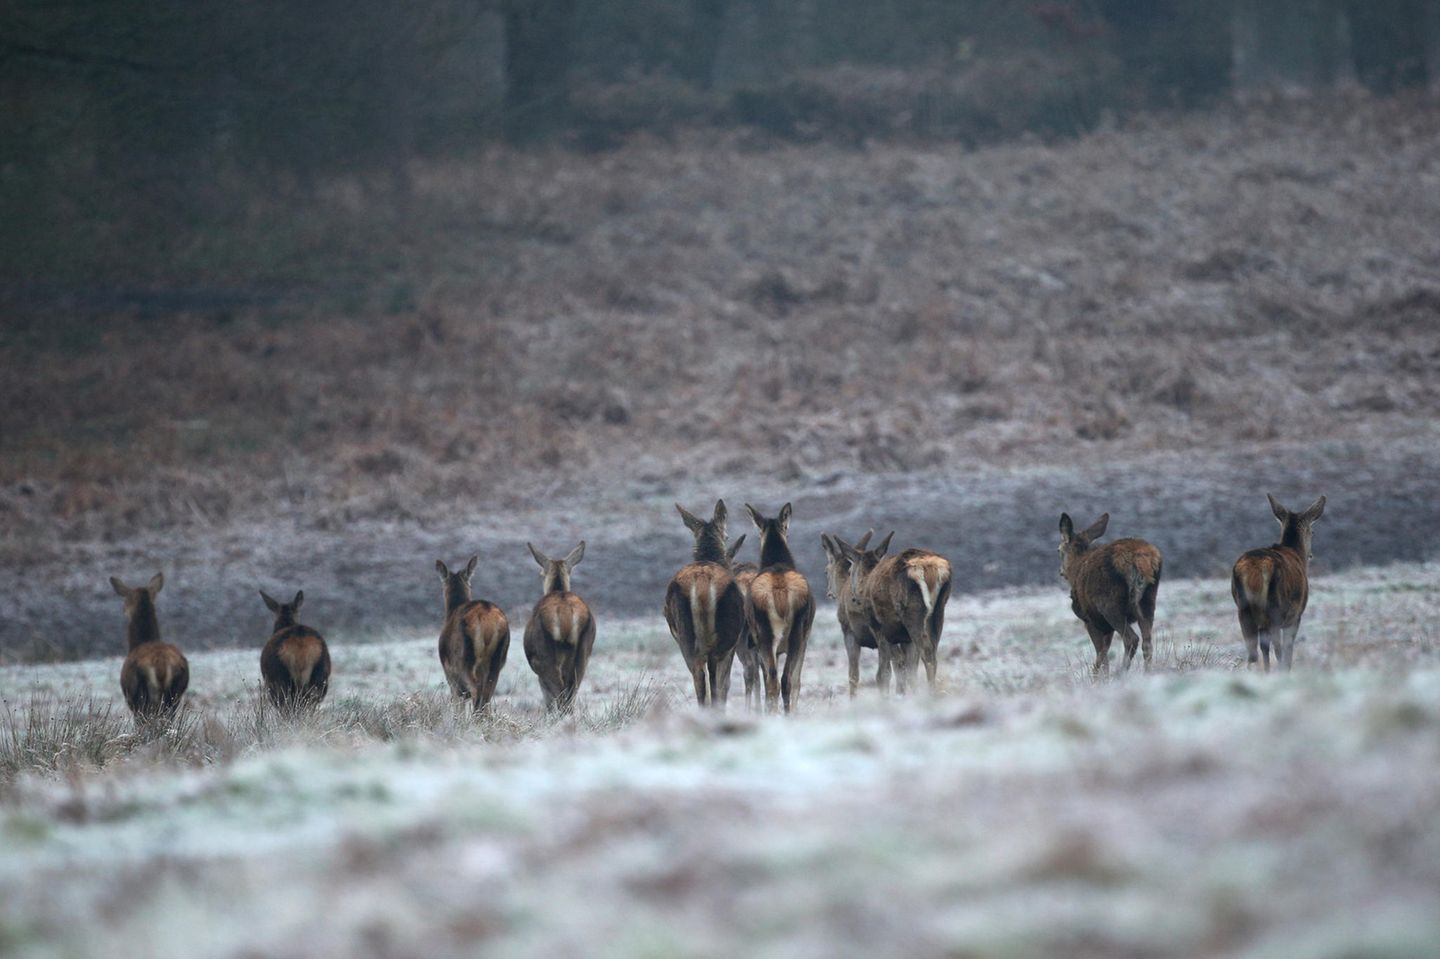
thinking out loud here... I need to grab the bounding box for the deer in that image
[724,535,767,710]
[664,500,747,709]
[1231,494,1326,672]
[109,572,189,725]
[1057,512,1163,675]
[836,532,952,694]
[435,555,511,712]
[820,530,882,696]
[523,542,596,712]
[744,503,816,713]
[258,589,331,712]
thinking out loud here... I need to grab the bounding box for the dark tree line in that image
[2,0,1438,269]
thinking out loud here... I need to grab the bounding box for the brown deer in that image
[820,530,881,696]
[664,500,746,709]
[1057,513,1163,675]
[109,573,189,724]
[259,589,331,712]
[523,542,595,712]
[1231,494,1326,672]
[436,555,511,712]
[744,503,816,713]
[838,532,952,694]
[725,535,768,710]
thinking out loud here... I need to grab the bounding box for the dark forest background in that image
[3,1,1439,288]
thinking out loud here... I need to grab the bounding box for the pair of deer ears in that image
[435,556,479,581]
[110,572,164,598]
[676,500,726,535]
[1269,494,1326,525]
[527,542,585,569]
[744,502,792,533]
[824,529,889,559]
[1059,512,1110,543]
[259,589,304,613]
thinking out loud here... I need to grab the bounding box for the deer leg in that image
[890,642,911,696]
[1139,584,1157,671]
[782,631,808,715]
[741,646,759,711]
[1118,622,1141,673]
[690,661,709,707]
[1084,622,1113,677]
[844,629,861,697]
[1278,626,1296,671]
[1238,614,1260,667]
[875,640,893,695]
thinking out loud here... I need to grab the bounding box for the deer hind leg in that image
[781,630,808,715]
[1117,622,1142,673]
[739,644,759,711]
[904,609,938,692]
[1258,627,1274,673]
[1278,625,1297,671]
[1138,584,1158,671]
[875,641,892,696]
[1084,622,1113,677]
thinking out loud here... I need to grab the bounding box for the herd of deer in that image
[104,493,1327,726]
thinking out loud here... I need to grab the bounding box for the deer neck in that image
[1279,525,1309,564]
[444,586,471,616]
[759,536,796,571]
[126,595,162,650]
[692,531,729,565]
[272,611,298,632]
[542,569,570,594]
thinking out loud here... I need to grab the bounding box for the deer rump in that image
[665,564,745,663]
[866,551,952,645]
[120,643,190,715]
[1231,547,1307,630]
[525,593,596,693]
[261,628,331,705]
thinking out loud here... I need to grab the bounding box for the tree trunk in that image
[1232,0,1356,97]
[679,0,730,90]
[502,0,577,141]
[1426,0,1440,94]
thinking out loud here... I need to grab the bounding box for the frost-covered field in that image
[4,565,1440,958]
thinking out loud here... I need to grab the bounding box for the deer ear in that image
[1267,493,1288,523]
[712,499,727,526]
[464,555,478,580]
[778,502,792,533]
[819,533,834,557]
[728,534,747,562]
[527,543,548,569]
[564,541,585,568]
[856,529,874,550]
[148,571,164,595]
[292,590,304,611]
[675,503,705,534]
[1059,513,1074,539]
[745,503,763,530]
[435,559,449,580]
[1301,495,1326,523]
[1082,513,1110,542]
[875,531,894,557]
[260,590,280,613]
[111,577,132,599]
[832,535,856,559]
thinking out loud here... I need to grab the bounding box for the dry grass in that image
[3,96,1438,539]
